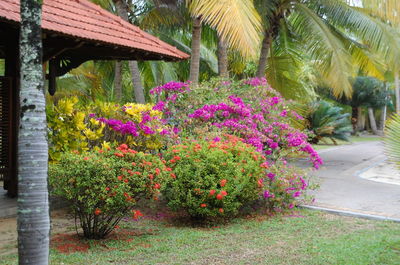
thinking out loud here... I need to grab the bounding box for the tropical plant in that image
[254,0,399,99]
[384,114,400,169]
[305,100,352,144]
[161,135,265,219]
[262,163,311,211]
[141,0,261,84]
[18,0,50,264]
[49,144,168,239]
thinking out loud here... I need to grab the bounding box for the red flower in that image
[117,175,123,181]
[200,203,207,208]
[83,157,89,161]
[216,194,223,200]
[209,190,216,196]
[165,167,172,172]
[148,174,154,180]
[173,156,181,161]
[98,149,104,154]
[155,168,160,175]
[132,162,136,166]
[220,179,227,187]
[220,190,228,196]
[219,208,224,213]
[119,144,128,150]
[170,173,176,179]
[154,183,161,189]
[114,225,120,229]
[132,210,143,219]
[115,152,124,158]
[105,187,110,191]
[124,179,129,183]
[258,179,263,187]
[94,208,101,215]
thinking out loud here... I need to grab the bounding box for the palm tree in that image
[146,0,261,84]
[362,0,400,113]
[254,0,398,98]
[113,0,146,103]
[18,0,50,264]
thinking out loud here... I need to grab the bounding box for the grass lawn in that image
[312,136,383,151]
[1,209,399,265]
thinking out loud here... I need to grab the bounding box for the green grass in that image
[312,136,383,151]
[1,210,399,265]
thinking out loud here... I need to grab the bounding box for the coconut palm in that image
[362,0,400,113]
[18,0,50,264]
[142,0,261,84]
[254,0,399,99]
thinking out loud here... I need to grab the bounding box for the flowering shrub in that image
[261,163,312,211]
[187,80,322,169]
[161,135,266,219]
[150,78,322,169]
[49,144,168,239]
[47,99,177,161]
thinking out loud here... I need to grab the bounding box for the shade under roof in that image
[0,0,189,61]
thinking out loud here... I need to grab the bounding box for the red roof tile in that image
[0,0,189,61]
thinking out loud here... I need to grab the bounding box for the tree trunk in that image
[351,106,357,134]
[19,1,50,264]
[217,36,229,78]
[379,105,387,131]
[368,107,378,135]
[129,61,145,103]
[189,17,202,85]
[256,29,272,78]
[114,61,122,101]
[113,0,145,103]
[356,107,364,131]
[395,72,400,114]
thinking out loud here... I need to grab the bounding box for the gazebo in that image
[0,0,189,197]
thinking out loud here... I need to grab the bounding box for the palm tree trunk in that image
[189,17,202,84]
[129,61,145,103]
[217,36,229,78]
[368,107,378,135]
[356,107,364,131]
[114,61,122,101]
[395,72,400,114]
[379,105,387,131]
[19,0,50,264]
[256,29,272,78]
[113,0,145,103]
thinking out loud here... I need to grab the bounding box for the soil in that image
[0,209,76,256]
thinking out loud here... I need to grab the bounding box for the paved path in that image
[308,141,400,219]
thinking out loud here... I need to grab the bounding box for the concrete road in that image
[308,141,400,219]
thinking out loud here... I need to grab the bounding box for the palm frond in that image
[292,3,353,98]
[384,114,400,169]
[187,0,262,57]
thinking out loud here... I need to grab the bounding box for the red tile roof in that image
[0,0,189,61]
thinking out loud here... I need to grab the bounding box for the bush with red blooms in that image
[49,144,168,239]
[161,135,266,219]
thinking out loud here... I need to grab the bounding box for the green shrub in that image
[161,135,266,219]
[49,144,168,239]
